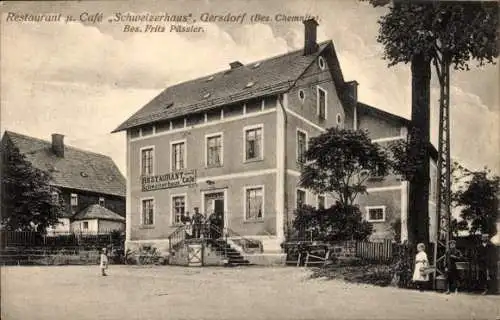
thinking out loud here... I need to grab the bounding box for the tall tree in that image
[299,128,389,208]
[453,166,499,236]
[364,0,498,245]
[1,142,64,232]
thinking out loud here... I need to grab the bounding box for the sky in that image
[1,0,498,176]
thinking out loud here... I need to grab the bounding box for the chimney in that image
[229,61,243,69]
[303,18,319,55]
[52,134,65,158]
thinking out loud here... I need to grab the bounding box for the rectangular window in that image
[142,199,154,225]
[70,193,78,206]
[130,128,140,139]
[51,191,59,203]
[296,189,306,208]
[82,221,89,230]
[98,197,105,207]
[317,87,327,120]
[141,147,154,176]
[245,187,263,220]
[172,196,186,225]
[317,195,326,209]
[297,130,307,164]
[206,134,223,167]
[171,141,185,171]
[245,126,263,161]
[366,206,385,222]
[156,121,170,133]
[142,126,153,136]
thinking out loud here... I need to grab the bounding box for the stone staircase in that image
[167,224,251,266]
[206,238,250,266]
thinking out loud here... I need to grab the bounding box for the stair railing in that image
[224,228,264,254]
[167,225,187,252]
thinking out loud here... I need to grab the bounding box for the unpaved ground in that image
[1,265,499,320]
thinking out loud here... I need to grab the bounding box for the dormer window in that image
[206,76,214,81]
[203,93,211,99]
[252,62,261,68]
[98,197,105,207]
[80,171,88,177]
[245,81,255,88]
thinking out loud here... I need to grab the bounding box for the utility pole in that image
[433,47,452,288]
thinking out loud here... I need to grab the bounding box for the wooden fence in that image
[0,230,125,266]
[1,230,122,249]
[355,240,394,262]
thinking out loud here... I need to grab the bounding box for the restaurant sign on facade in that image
[141,169,197,191]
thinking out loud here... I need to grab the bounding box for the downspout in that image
[277,94,288,242]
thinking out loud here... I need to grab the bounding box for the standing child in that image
[100,248,108,276]
[412,243,429,291]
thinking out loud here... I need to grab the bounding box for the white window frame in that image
[170,139,187,171]
[98,197,105,206]
[139,145,155,176]
[205,132,224,167]
[316,86,328,120]
[171,193,187,226]
[366,205,386,222]
[296,188,307,209]
[140,197,155,226]
[243,124,264,162]
[296,128,308,164]
[51,191,59,203]
[318,56,326,70]
[317,194,326,209]
[243,185,265,221]
[70,193,78,207]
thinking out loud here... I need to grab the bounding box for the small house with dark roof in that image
[72,204,125,233]
[113,19,438,257]
[1,131,126,234]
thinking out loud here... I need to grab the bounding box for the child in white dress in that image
[412,243,429,291]
[100,248,108,276]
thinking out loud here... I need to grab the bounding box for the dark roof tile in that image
[73,204,125,222]
[4,131,126,197]
[113,42,332,132]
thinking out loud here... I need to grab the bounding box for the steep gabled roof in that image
[3,131,126,197]
[357,102,438,160]
[357,102,411,127]
[113,41,338,133]
[73,204,125,222]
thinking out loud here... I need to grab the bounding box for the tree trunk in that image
[407,54,431,247]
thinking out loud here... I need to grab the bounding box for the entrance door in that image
[204,192,225,234]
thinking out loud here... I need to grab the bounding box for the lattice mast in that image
[432,47,452,285]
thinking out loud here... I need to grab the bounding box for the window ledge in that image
[244,158,264,164]
[205,164,223,169]
[139,225,155,229]
[243,220,264,224]
[367,220,385,223]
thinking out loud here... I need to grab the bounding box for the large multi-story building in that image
[113,19,438,255]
